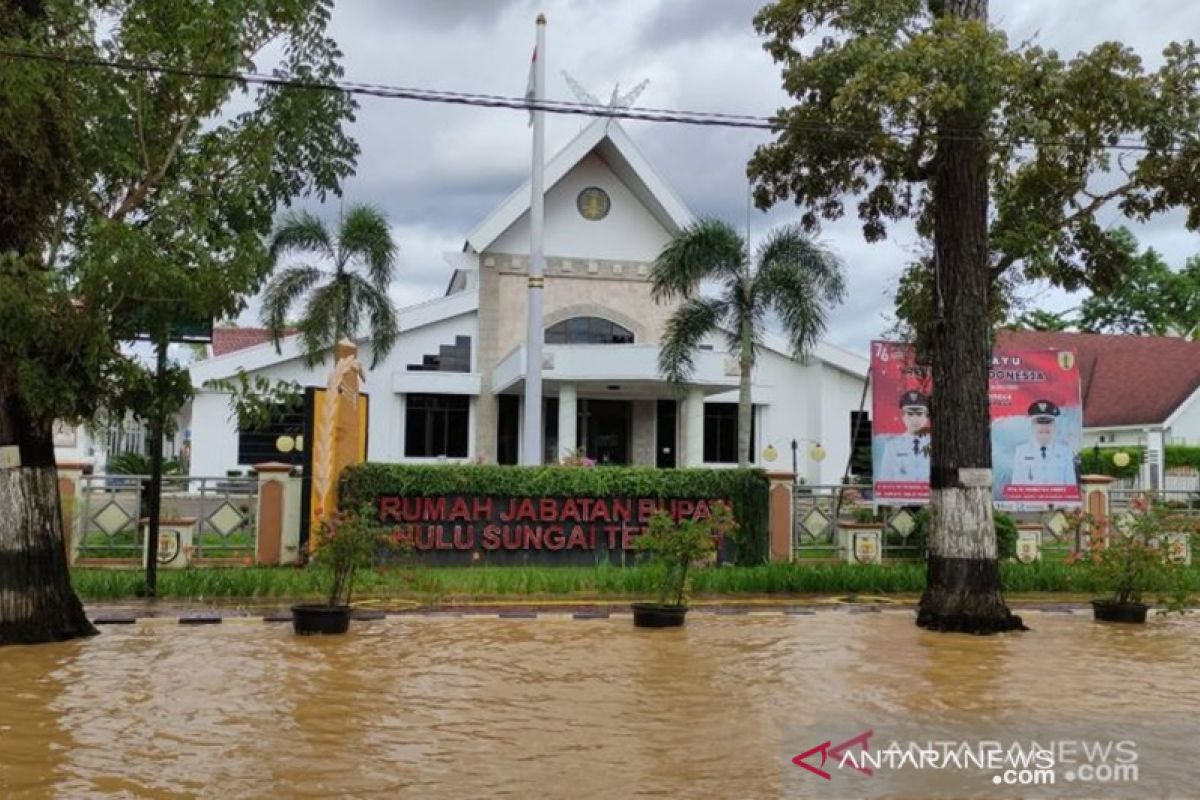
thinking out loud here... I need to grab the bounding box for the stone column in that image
[683,387,705,467]
[255,462,302,565]
[558,383,577,461]
[56,460,88,565]
[767,471,796,562]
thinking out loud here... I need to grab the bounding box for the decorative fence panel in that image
[76,475,259,562]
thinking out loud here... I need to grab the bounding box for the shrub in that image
[636,501,736,606]
[993,510,1018,560]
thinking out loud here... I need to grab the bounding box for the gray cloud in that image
[637,0,763,48]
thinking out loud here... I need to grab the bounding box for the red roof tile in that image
[211,327,296,357]
[996,330,1200,427]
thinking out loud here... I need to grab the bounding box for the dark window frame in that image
[404,394,469,458]
[703,402,756,464]
[544,316,634,345]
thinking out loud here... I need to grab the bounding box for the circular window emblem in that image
[576,187,611,221]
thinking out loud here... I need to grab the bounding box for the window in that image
[405,394,469,458]
[703,403,756,464]
[850,411,873,478]
[545,316,634,345]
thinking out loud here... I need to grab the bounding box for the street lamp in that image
[790,438,827,480]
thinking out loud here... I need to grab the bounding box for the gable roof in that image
[996,330,1200,428]
[463,117,693,254]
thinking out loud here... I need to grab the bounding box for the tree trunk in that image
[0,386,97,645]
[916,0,1024,634]
[737,318,753,468]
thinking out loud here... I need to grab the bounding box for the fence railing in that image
[75,475,259,561]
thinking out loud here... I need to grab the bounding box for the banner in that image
[870,342,1083,510]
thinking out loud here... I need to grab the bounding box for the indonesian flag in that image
[525,46,537,126]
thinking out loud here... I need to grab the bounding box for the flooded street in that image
[3,610,1199,798]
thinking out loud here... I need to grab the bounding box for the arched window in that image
[544,316,634,345]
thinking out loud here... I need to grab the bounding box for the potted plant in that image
[631,500,736,628]
[292,505,395,635]
[1073,500,1195,624]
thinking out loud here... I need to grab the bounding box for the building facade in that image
[187,118,868,482]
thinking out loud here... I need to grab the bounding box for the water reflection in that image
[0,611,1197,798]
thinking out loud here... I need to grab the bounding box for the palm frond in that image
[658,296,728,383]
[348,273,400,367]
[260,265,323,351]
[650,218,746,302]
[754,226,847,359]
[297,281,346,367]
[339,204,397,290]
[270,211,334,264]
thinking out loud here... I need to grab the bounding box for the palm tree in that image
[261,205,398,368]
[652,219,846,467]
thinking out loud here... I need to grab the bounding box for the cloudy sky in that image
[250,0,1200,355]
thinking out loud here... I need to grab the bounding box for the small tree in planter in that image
[292,505,397,635]
[632,501,736,628]
[1072,501,1195,624]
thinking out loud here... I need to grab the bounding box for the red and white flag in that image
[525,46,537,126]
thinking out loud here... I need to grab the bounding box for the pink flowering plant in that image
[559,447,596,468]
[1068,500,1195,613]
[313,505,400,608]
[635,501,737,607]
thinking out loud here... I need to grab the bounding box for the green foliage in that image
[1164,446,1200,472]
[1078,446,1142,480]
[1072,503,1196,611]
[750,2,1200,333]
[312,505,400,607]
[636,502,736,606]
[651,219,845,467]
[993,510,1018,560]
[203,369,303,430]
[261,205,399,368]
[105,451,180,476]
[1010,309,1074,332]
[340,463,772,565]
[1076,231,1200,338]
[71,561,1200,601]
[0,0,357,431]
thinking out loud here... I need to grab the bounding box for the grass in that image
[70,561,1200,603]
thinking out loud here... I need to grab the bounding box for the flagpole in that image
[522,13,547,465]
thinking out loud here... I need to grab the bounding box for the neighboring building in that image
[997,330,1200,488]
[187,117,868,482]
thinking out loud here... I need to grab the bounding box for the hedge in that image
[1077,446,1142,480]
[340,464,772,565]
[1165,446,1200,471]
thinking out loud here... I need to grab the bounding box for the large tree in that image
[652,219,846,467]
[262,205,399,368]
[0,0,357,644]
[751,0,1200,632]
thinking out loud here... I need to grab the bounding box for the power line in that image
[0,46,1183,153]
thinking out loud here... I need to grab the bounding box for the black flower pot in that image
[1091,600,1149,624]
[291,604,352,635]
[631,603,688,628]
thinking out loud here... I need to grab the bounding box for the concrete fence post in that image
[766,471,796,562]
[255,462,302,565]
[57,460,89,565]
[1080,474,1116,547]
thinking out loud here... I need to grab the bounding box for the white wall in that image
[489,153,673,262]
[1168,391,1200,445]
[188,392,240,476]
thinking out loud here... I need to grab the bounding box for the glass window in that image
[703,403,756,464]
[545,316,634,345]
[405,394,469,458]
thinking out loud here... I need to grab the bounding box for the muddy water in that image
[2,611,1199,799]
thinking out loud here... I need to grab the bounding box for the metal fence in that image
[793,482,1200,561]
[75,475,259,561]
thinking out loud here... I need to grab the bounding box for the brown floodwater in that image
[2,610,1199,799]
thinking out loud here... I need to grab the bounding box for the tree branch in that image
[110,109,197,222]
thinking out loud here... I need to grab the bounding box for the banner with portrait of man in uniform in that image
[870,342,1082,510]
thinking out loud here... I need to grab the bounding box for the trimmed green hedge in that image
[1078,446,1142,479]
[1165,446,1200,471]
[340,464,772,565]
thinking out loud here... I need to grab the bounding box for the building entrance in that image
[579,399,631,465]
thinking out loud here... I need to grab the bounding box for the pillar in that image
[683,387,705,467]
[57,460,88,565]
[558,383,577,461]
[255,462,303,565]
[1080,474,1115,548]
[767,471,795,562]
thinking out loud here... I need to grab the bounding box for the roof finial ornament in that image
[562,71,650,119]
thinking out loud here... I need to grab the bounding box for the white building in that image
[186,117,868,483]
